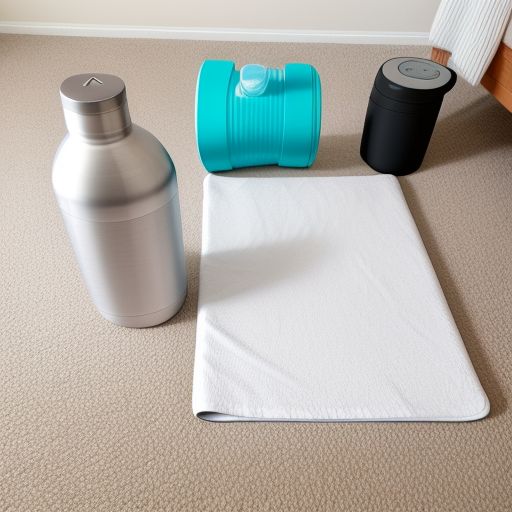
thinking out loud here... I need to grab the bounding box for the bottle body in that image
[360,58,456,176]
[360,93,443,175]
[53,124,187,327]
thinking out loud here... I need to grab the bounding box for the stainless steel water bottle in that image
[53,73,187,327]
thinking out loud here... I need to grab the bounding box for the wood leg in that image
[431,47,451,66]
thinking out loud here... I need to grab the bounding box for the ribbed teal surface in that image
[308,69,322,166]
[196,60,322,172]
[228,69,285,168]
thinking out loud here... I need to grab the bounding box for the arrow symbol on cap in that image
[82,76,103,87]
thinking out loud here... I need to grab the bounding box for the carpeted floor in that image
[1,34,511,511]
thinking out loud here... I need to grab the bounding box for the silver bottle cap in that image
[60,73,131,139]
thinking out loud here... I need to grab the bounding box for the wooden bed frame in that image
[432,44,512,112]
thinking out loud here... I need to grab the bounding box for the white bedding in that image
[430,0,512,85]
[504,16,512,47]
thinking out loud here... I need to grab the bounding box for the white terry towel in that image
[192,174,489,422]
[430,0,512,85]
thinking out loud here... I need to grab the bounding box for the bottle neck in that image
[63,102,132,142]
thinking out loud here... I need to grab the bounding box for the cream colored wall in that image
[0,0,440,32]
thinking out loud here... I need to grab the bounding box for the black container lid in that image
[375,57,457,104]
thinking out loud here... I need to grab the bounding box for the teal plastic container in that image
[195,60,322,172]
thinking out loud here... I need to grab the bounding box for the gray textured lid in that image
[382,58,452,90]
[60,73,127,114]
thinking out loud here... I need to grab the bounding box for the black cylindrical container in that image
[360,57,456,175]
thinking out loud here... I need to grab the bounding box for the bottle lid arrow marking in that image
[82,76,104,87]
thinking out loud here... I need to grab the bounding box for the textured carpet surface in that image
[1,34,511,511]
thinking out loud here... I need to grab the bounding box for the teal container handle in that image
[195,60,322,172]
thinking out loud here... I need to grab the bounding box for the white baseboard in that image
[0,22,430,45]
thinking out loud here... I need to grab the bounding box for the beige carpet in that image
[1,34,511,511]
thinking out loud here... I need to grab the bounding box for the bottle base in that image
[360,149,421,177]
[99,292,187,328]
